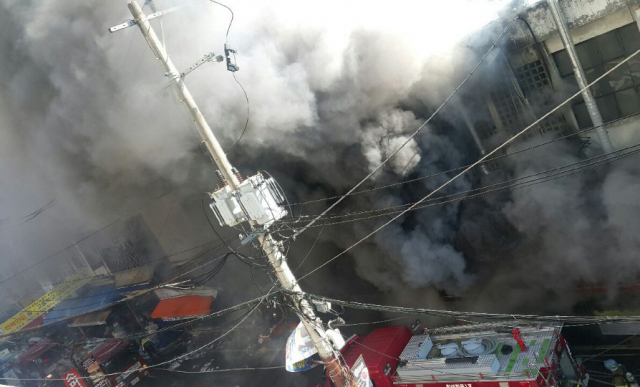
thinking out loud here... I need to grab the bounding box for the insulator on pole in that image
[232,167,244,183]
[215,170,227,185]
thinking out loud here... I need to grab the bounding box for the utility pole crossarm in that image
[118,2,356,386]
[126,1,239,187]
[109,6,180,33]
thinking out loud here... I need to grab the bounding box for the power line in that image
[227,67,251,152]
[26,234,231,296]
[589,377,616,386]
[301,292,640,324]
[0,297,268,382]
[209,0,233,42]
[0,194,263,312]
[201,196,269,269]
[339,316,407,327]
[293,225,325,274]
[287,112,640,208]
[292,147,638,234]
[0,188,176,288]
[155,366,285,374]
[0,240,246,339]
[207,0,250,152]
[297,47,640,282]
[579,332,640,363]
[134,291,269,375]
[1,235,238,316]
[3,288,268,347]
[287,143,640,229]
[0,197,57,229]
[289,17,520,240]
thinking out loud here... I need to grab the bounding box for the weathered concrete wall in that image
[509,0,640,53]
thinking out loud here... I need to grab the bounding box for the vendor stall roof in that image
[151,295,213,321]
[43,285,125,326]
[18,338,56,363]
[20,315,44,331]
[0,268,92,335]
[155,286,218,300]
[114,266,153,289]
[69,310,112,328]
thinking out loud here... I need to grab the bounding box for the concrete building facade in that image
[468,0,640,161]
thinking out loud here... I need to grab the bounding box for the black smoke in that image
[1,0,640,353]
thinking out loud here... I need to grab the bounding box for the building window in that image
[476,120,497,139]
[552,23,640,127]
[514,59,550,95]
[538,114,567,135]
[490,89,524,133]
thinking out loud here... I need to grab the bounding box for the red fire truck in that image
[322,323,587,387]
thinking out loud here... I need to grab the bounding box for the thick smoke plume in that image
[1,0,639,329]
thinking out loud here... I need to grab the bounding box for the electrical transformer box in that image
[209,173,287,228]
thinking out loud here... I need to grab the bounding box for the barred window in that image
[553,23,640,127]
[514,59,550,95]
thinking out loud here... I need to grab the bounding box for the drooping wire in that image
[200,196,268,268]
[297,47,640,282]
[0,246,237,338]
[5,232,243,316]
[286,111,640,208]
[155,366,285,374]
[0,297,270,383]
[289,17,520,240]
[1,256,254,342]
[286,143,640,228]
[579,331,640,363]
[207,0,250,152]
[227,66,251,152]
[3,296,259,348]
[293,225,325,274]
[0,187,177,288]
[209,0,233,42]
[301,292,640,324]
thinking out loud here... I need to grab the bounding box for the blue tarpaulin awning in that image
[43,285,127,325]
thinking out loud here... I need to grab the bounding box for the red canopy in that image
[18,338,56,363]
[151,295,212,321]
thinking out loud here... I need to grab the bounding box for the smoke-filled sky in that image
[1,0,640,344]
[0,0,506,298]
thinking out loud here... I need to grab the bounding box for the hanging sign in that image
[286,357,318,372]
[285,322,319,372]
[352,355,372,387]
[0,267,92,335]
[63,369,88,387]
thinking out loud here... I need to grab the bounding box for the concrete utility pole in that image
[547,0,614,154]
[119,2,354,386]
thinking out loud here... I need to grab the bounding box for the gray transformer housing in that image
[209,173,288,228]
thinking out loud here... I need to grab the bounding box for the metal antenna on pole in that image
[109,2,355,386]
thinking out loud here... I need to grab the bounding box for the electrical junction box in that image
[209,173,287,228]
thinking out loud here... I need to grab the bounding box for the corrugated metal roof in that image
[17,339,57,363]
[151,295,213,320]
[68,310,112,328]
[43,285,123,325]
[114,267,153,289]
